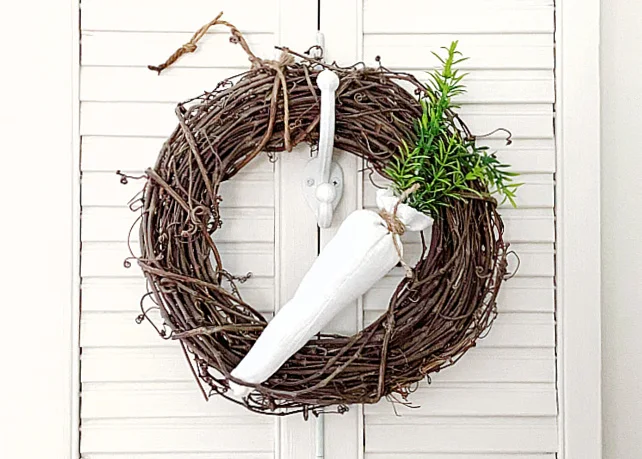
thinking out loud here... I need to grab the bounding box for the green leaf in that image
[387,42,518,218]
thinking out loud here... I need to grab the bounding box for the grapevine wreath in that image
[126,14,518,417]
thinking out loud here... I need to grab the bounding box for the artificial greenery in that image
[385,41,520,216]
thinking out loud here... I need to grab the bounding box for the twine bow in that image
[378,183,421,278]
[261,52,296,151]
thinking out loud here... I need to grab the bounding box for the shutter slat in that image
[81,347,555,383]
[81,241,275,278]
[364,0,554,34]
[81,137,275,173]
[82,207,274,243]
[82,173,274,208]
[81,137,555,174]
[83,454,271,459]
[364,277,554,313]
[81,277,275,313]
[81,381,555,419]
[366,455,554,459]
[82,0,277,33]
[364,34,554,70]
[81,310,274,348]
[362,312,554,348]
[80,101,554,138]
[365,418,557,453]
[81,419,274,454]
[365,382,556,417]
[81,32,275,68]
[80,67,554,104]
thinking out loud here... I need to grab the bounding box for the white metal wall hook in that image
[303,69,344,228]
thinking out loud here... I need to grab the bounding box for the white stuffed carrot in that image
[230,187,432,396]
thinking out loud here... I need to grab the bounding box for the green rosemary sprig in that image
[385,41,521,216]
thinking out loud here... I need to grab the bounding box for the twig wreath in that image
[125,13,517,417]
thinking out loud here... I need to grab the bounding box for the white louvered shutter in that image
[321,0,558,457]
[78,1,318,457]
[79,0,558,457]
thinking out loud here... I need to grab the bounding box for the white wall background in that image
[1,1,640,458]
[76,1,559,457]
[601,1,642,458]
[0,1,76,458]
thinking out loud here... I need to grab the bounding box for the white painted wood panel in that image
[82,347,555,384]
[365,383,557,417]
[274,147,319,459]
[364,35,554,70]
[79,102,554,138]
[82,1,276,33]
[78,1,319,458]
[83,455,272,459]
[317,0,560,456]
[81,310,281,348]
[81,419,274,454]
[361,311,555,348]
[366,455,554,459]
[82,207,274,243]
[81,381,556,419]
[81,241,275,278]
[81,67,554,104]
[81,137,276,172]
[81,32,275,68]
[365,418,558,454]
[365,276,555,313]
[82,172,275,207]
[363,0,554,34]
[82,382,258,419]
[81,277,275,313]
[313,2,366,456]
[79,0,560,456]
[391,243,553,278]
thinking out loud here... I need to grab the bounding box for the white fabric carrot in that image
[230,187,432,397]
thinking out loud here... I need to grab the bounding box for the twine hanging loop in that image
[148,12,295,152]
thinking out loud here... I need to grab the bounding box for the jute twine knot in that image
[378,183,421,278]
[264,52,295,69]
[259,51,296,151]
[378,209,406,236]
